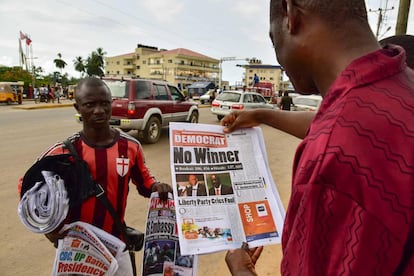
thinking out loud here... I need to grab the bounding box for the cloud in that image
[141,0,185,22]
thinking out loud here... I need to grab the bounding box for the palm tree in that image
[85,48,107,77]
[73,56,85,77]
[53,53,67,75]
[95,47,106,67]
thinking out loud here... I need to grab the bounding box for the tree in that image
[73,56,85,77]
[85,48,106,77]
[53,53,67,75]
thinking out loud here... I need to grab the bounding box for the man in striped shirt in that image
[26,77,172,275]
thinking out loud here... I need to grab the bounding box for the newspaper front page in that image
[142,192,198,276]
[169,122,285,255]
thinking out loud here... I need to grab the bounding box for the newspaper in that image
[142,192,198,276]
[169,122,285,255]
[52,221,125,276]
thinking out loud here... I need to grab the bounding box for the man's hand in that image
[225,242,263,276]
[45,226,67,248]
[151,182,172,201]
[221,110,261,133]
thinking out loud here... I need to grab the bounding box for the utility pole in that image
[369,0,394,38]
[396,0,411,34]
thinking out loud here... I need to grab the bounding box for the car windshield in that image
[216,92,241,102]
[294,98,319,107]
[104,80,128,98]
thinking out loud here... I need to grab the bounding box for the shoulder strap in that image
[63,139,132,246]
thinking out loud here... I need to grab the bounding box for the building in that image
[105,44,220,90]
[239,58,283,92]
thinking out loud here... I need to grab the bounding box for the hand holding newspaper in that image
[170,122,285,255]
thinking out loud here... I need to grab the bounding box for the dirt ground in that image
[0,105,300,275]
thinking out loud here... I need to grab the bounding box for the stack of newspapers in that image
[52,221,125,276]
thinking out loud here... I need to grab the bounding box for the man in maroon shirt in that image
[223,0,414,275]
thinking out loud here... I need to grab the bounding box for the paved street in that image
[0,103,300,275]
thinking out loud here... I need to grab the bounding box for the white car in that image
[211,90,274,120]
[292,95,323,111]
[199,90,214,104]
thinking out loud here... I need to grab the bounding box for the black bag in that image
[125,226,144,251]
[20,154,99,207]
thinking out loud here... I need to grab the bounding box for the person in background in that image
[223,0,414,275]
[253,73,259,85]
[19,77,172,275]
[279,91,293,111]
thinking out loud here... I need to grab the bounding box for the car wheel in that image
[143,116,161,144]
[217,115,224,121]
[188,111,199,123]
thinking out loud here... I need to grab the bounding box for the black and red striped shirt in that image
[39,130,155,239]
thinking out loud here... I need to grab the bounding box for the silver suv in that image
[106,78,199,143]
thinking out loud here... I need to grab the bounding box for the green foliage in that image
[73,48,106,77]
[0,66,33,87]
[53,53,67,72]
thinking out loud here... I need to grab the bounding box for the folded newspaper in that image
[169,122,285,255]
[52,221,125,276]
[142,192,198,276]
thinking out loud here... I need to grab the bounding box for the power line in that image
[369,0,395,38]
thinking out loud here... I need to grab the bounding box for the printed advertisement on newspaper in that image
[52,221,125,276]
[169,122,285,255]
[142,192,198,276]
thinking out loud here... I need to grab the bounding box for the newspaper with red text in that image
[169,122,285,255]
[52,221,125,276]
[142,192,198,276]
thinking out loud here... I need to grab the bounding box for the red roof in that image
[159,48,217,61]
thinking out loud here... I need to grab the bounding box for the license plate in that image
[109,119,120,125]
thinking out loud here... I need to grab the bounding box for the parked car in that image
[292,95,323,111]
[90,78,198,144]
[199,90,214,104]
[211,90,274,121]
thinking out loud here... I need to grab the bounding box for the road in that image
[0,103,300,275]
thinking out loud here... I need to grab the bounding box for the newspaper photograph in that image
[52,221,124,276]
[169,122,285,255]
[142,192,198,276]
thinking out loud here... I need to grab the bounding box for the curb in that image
[13,102,74,110]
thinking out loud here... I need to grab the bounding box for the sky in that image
[1,0,413,85]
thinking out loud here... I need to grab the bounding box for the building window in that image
[270,77,274,80]
[116,61,120,65]
[249,70,253,73]
[127,71,131,74]
[136,55,140,60]
[136,65,140,69]
[116,71,120,74]
[168,59,173,63]
[143,60,146,64]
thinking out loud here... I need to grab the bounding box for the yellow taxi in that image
[0,82,23,104]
